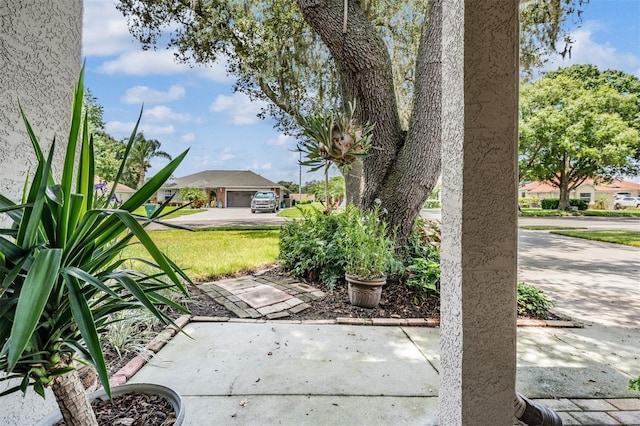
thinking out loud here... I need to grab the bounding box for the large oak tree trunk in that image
[51,369,98,426]
[299,0,441,245]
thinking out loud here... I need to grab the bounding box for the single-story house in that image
[157,170,284,208]
[94,177,136,204]
[519,178,640,209]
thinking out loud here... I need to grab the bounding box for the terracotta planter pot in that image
[36,383,184,426]
[345,274,386,308]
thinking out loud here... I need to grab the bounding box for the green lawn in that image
[549,230,640,248]
[520,208,640,217]
[277,202,324,218]
[124,228,280,281]
[520,226,588,231]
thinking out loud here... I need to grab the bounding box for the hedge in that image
[540,198,588,210]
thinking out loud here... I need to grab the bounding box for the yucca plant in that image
[0,67,191,425]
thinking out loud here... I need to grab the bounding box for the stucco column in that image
[0,2,81,424]
[439,1,519,424]
[0,0,82,201]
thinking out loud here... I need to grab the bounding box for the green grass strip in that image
[520,226,588,230]
[550,230,640,248]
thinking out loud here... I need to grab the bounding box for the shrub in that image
[402,218,441,295]
[570,199,588,210]
[423,199,441,209]
[180,187,207,208]
[541,198,560,209]
[278,210,345,288]
[540,198,588,210]
[517,282,556,319]
[593,196,607,210]
[518,197,540,208]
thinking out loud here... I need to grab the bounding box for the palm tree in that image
[128,133,172,189]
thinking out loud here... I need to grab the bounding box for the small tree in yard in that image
[519,66,639,210]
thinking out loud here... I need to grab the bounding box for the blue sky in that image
[83,0,640,185]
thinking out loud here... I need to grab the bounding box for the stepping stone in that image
[215,278,261,292]
[287,282,321,293]
[236,284,293,309]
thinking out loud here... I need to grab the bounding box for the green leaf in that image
[64,275,111,397]
[7,249,61,370]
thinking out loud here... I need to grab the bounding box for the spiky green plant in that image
[297,101,374,211]
[0,66,191,425]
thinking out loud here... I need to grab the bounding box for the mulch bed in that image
[193,268,441,320]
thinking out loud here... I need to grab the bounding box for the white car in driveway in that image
[613,197,640,209]
[250,191,279,213]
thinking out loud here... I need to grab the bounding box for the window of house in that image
[579,192,591,202]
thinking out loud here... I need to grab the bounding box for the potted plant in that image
[338,206,396,308]
[0,67,191,425]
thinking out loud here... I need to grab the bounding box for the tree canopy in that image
[117,0,588,243]
[83,92,172,189]
[519,65,639,209]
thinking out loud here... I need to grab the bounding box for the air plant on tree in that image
[297,101,374,211]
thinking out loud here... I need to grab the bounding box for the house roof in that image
[522,178,640,193]
[164,170,282,189]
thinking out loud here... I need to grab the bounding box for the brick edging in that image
[188,316,582,328]
[109,314,191,387]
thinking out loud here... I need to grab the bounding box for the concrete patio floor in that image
[128,321,640,425]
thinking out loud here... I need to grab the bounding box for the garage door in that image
[227,191,255,207]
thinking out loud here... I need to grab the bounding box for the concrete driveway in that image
[163,207,287,228]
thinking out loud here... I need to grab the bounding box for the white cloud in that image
[195,148,237,167]
[219,148,236,162]
[209,93,267,125]
[105,120,175,136]
[266,134,292,146]
[83,0,134,56]
[122,85,186,104]
[544,23,640,77]
[98,49,233,82]
[181,133,196,142]
[144,105,193,123]
[100,50,185,76]
[249,161,272,171]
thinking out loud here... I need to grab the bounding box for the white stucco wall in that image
[0,0,82,202]
[0,1,82,423]
[440,1,519,423]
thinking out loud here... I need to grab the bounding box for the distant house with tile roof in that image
[157,170,284,208]
[519,178,640,209]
